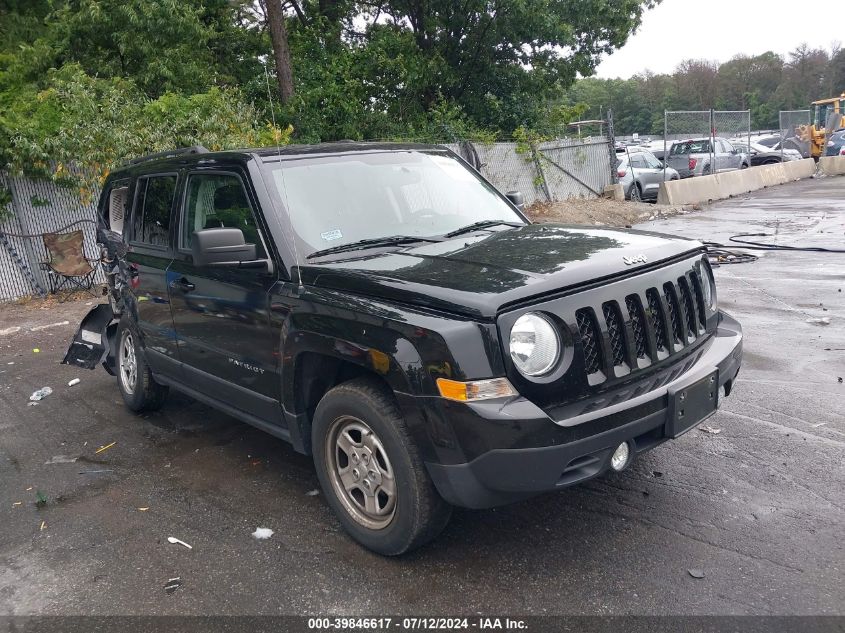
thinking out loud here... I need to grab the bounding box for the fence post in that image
[663,110,668,183]
[529,141,552,201]
[709,108,715,175]
[606,108,618,185]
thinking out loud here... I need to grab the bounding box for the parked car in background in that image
[757,135,810,159]
[730,140,800,165]
[825,129,845,156]
[646,139,676,162]
[617,150,679,201]
[666,137,747,178]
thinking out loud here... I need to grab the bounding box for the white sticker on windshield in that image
[321,229,343,242]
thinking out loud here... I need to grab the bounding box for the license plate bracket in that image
[666,369,719,438]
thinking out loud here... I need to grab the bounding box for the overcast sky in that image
[595,0,838,79]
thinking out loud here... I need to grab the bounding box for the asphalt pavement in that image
[0,176,843,616]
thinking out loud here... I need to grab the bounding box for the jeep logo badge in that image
[623,254,648,265]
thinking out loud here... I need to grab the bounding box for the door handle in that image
[170,278,195,292]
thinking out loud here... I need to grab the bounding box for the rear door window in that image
[132,175,178,248]
[630,155,647,169]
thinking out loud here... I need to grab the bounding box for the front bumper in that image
[425,312,742,509]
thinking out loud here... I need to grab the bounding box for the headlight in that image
[700,261,717,311]
[509,313,560,376]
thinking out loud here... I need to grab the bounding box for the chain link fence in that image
[713,110,751,145]
[778,110,812,160]
[662,110,750,177]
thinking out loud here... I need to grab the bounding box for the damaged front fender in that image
[61,304,119,375]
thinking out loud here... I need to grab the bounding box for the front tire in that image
[312,377,452,555]
[117,319,168,412]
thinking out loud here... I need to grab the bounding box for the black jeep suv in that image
[65,143,742,555]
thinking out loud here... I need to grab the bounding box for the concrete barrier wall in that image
[820,156,845,176]
[657,158,816,205]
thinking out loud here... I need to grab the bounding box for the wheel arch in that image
[281,328,436,459]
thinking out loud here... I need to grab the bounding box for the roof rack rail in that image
[127,145,210,166]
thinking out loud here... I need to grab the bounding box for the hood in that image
[301,224,702,319]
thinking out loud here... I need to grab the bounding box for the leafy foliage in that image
[2,64,290,200]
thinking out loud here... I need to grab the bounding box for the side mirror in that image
[505,190,525,211]
[192,228,261,268]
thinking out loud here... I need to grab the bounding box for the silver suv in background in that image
[667,137,747,178]
[617,150,679,201]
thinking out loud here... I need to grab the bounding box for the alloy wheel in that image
[119,331,137,395]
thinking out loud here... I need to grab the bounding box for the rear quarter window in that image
[132,175,178,248]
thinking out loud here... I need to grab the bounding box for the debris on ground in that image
[29,386,52,401]
[167,537,193,550]
[652,471,663,478]
[67,378,81,387]
[39,521,46,531]
[78,469,114,475]
[806,317,831,326]
[29,320,70,332]
[526,197,687,227]
[35,491,48,507]
[688,569,706,579]
[95,441,116,454]
[12,501,22,507]
[138,507,150,512]
[305,489,320,496]
[164,577,182,594]
[699,426,722,435]
[32,348,40,353]
[252,527,274,540]
[45,455,78,464]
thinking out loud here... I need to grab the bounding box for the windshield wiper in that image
[444,220,524,238]
[307,235,440,259]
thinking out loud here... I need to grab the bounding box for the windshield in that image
[670,140,711,155]
[262,151,525,258]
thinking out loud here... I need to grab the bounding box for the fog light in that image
[610,442,631,471]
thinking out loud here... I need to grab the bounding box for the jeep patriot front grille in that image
[574,268,709,383]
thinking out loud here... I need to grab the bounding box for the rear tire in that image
[629,183,642,202]
[116,318,168,412]
[312,377,452,555]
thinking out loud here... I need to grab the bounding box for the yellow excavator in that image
[799,93,845,158]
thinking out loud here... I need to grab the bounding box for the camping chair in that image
[40,230,100,301]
